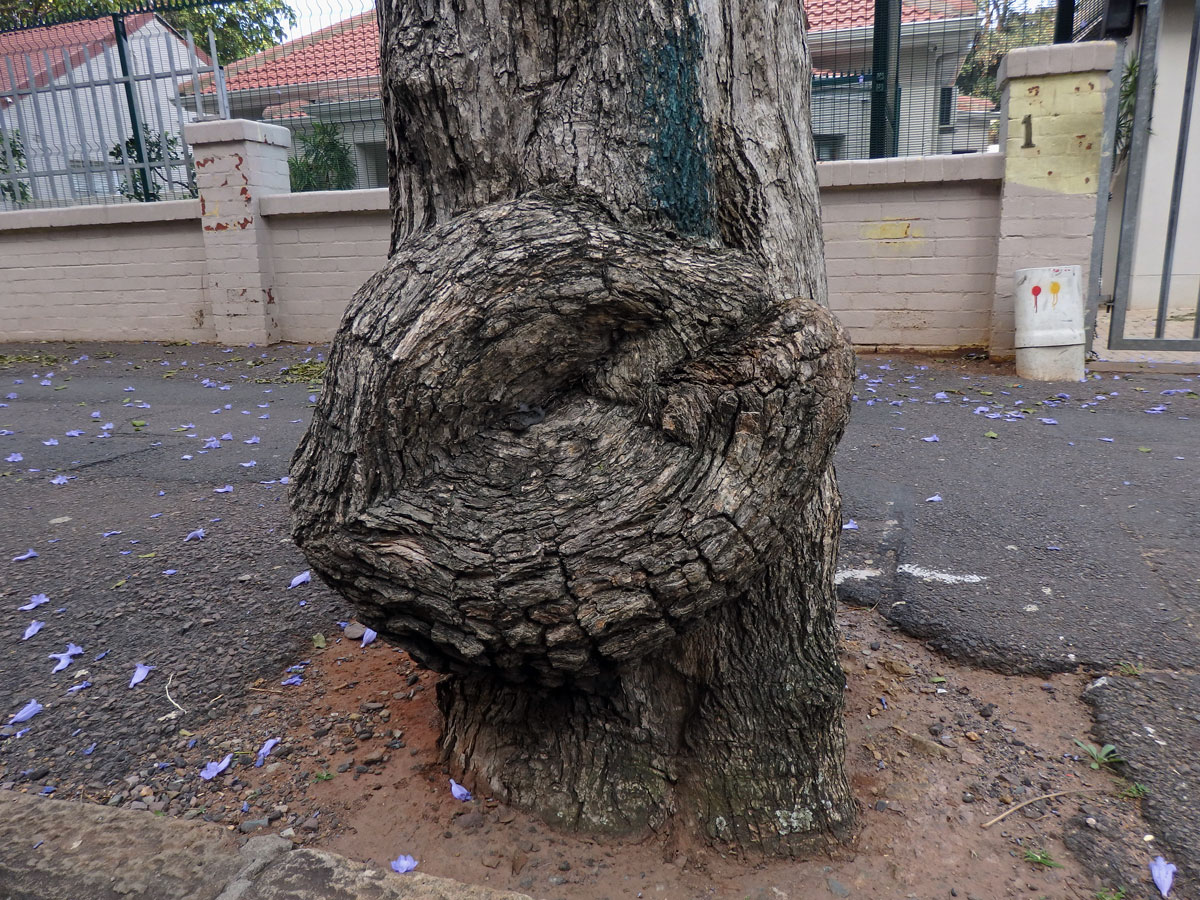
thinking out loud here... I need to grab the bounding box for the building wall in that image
[820,155,1003,349]
[0,200,211,340]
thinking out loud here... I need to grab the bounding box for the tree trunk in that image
[291,0,856,854]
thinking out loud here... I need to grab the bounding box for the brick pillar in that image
[184,119,291,345]
[991,41,1118,357]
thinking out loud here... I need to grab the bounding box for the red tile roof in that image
[222,1,980,95]
[805,0,978,32]
[0,14,172,100]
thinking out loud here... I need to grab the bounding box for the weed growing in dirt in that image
[1074,738,1124,769]
[313,771,335,782]
[1095,888,1126,900]
[1119,782,1147,800]
[1116,661,1143,677]
[0,352,59,369]
[1023,848,1063,869]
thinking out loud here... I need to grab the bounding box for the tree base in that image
[438,470,855,855]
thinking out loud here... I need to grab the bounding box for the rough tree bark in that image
[291,0,857,854]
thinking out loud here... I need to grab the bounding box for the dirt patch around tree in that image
[171,606,1160,900]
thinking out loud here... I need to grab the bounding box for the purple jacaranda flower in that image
[390,855,418,874]
[23,621,45,640]
[162,569,177,576]
[280,476,290,485]
[65,430,84,437]
[361,628,377,648]
[48,643,84,673]
[199,752,233,781]
[203,437,221,449]
[244,435,259,444]
[213,485,233,494]
[255,738,280,767]
[93,650,108,661]
[842,520,859,531]
[50,475,70,485]
[288,570,311,590]
[1039,418,1058,425]
[450,779,472,802]
[43,438,58,446]
[83,742,96,755]
[280,675,303,686]
[6,452,22,463]
[184,528,205,542]
[5,393,16,400]
[13,549,38,561]
[1150,857,1176,897]
[219,432,233,441]
[308,394,317,403]
[240,460,256,467]
[921,435,939,442]
[934,392,948,400]
[19,593,49,611]
[973,406,990,414]
[8,699,43,724]
[129,663,155,687]
[66,681,92,693]
[102,530,121,538]
[1100,437,1114,442]
[925,494,943,503]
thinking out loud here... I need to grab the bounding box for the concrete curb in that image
[0,792,532,900]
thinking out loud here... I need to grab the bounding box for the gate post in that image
[184,119,290,346]
[991,41,1118,359]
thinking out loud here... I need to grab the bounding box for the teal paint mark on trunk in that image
[640,17,716,237]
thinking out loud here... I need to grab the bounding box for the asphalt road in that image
[0,341,1196,893]
[835,354,1199,891]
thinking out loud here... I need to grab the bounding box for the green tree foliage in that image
[0,0,294,66]
[0,128,32,205]
[109,124,195,201]
[289,124,358,192]
[956,0,1056,105]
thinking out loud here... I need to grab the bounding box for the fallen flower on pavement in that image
[362,628,377,648]
[19,594,49,611]
[13,549,38,561]
[23,621,45,640]
[48,643,84,673]
[390,855,418,874]
[8,700,43,724]
[288,570,311,589]
[1150,857,1176,898]
[129,663,155,687]
[281,674,303,686]
[184,528,205,542]
[255,738,280,767]
[199,753,233,781]
[450,778,472,802]
[925,494,943,503]
[66,681,92,693]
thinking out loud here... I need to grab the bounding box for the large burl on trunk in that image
[291,0,857,854]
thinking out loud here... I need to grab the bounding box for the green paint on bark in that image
[640,18,715,237]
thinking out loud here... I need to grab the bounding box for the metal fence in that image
[0,0,1075,204]
[0,14,227,209]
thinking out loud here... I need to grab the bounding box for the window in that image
[938,87,955,128]
[814,134,845,161]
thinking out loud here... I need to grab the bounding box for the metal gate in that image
[1101,0,1200,352]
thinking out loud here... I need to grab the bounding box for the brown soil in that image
[184,606,1157,900]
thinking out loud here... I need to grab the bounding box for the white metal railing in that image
[0,20,229,209]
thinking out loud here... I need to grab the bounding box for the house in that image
[0,14,214,208]
[214,0,994,192]
[806,0,993,159]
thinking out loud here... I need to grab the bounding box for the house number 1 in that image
[1021,114,1035,148]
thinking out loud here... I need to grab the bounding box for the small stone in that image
[481,853,502,869]
[498,808,517,824]
[343,623,366,640]
[938,734,958,749]
[300,817,320,832]
[548,875,567,886]
[869,641,881,651]
[406,673,420,686]
[965,731,981,742]
[979,703,996,718]
[827,877,851,897]
[928,723,945,737]
[511,849,529,875]
[238,818,270,834]
[558,860,571,871]
[961,792,975,804]
[458,811,485,830]
[873,800,887,812]
[361,702,384,712]
[279,827,296,838]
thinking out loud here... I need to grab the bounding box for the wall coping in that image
[0,198,200,233]
[998,40,1118,84]
[184,118,291,149]
[260,188,389,218]
[817,153,1004,188]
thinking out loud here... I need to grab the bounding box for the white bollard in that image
[1013,266,1086,382]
